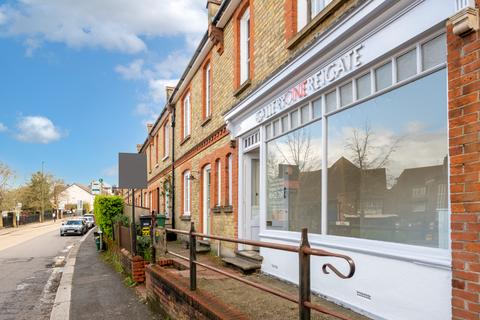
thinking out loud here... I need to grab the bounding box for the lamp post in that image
[41,161,45,223]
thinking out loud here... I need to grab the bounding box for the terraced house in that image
[132,0,480,319]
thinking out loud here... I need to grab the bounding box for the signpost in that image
[118,153,147,256]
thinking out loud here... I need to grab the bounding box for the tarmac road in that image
[0,222,83,320]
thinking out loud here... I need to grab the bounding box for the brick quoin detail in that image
[448,4,480,318]
[284,0,297,41]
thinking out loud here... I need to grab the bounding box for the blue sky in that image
[0,0,206,187]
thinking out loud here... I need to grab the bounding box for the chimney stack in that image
[147,123,153,133]
[136,144,143,152]
[165,86,175,101]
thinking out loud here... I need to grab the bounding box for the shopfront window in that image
[266,120,322,233]
[327,69,448,248]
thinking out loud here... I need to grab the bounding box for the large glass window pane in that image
[397,48,417,81]
[267,120,322,233]
[325,90,337,113]
[375,62,392,91]
[422,34,446,70]
[340,82,353,106]
[356,73,371,100]
[327,69,448,248]
[265,124,271,140]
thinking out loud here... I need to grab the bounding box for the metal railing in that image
[164,222,356,320]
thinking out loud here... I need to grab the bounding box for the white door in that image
[244,152,260,246]
[203,165,211,235]
[250,158,260,241]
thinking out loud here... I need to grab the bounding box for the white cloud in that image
[115,53,185,124]
[0,122,7,132]
[0,0,206,54]
[16,116,62,143]
[115,59,146,80]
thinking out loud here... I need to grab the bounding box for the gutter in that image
[168,32,209,104]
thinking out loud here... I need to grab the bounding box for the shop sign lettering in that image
[255,44,364,123]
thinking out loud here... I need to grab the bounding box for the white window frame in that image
[228,154,233,206]
[205,63,211,117]
[183,93,191,137]
[216,160,221,206]
[163,122,169,159]
[240,8,250,84]
[257,32,450,266]
[183,171,191,216]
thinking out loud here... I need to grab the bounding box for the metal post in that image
[131,189,137,256]
[299,228,311,320]
[151,210,156,263]
[189,221,197,290]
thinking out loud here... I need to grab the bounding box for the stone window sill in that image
[233,79,251,97]
[223,205,233,213]
[180,135,191,146]
[212,206,222,214]
[201,116,212,127]
[180,215,191,221]
[286,0,344,50]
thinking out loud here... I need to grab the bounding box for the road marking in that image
[49,228,95,320]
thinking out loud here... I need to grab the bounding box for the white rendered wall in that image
[58,185,94,211]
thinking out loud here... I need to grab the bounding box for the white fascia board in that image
[216,0,242,28]
[224,0,455,136]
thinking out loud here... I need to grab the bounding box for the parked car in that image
[83,214,95,229]
[60,219,87,236]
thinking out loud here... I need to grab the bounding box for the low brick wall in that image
[145,260,248,320]
[119,248,147,283]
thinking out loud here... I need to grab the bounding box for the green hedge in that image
[93,195,124,239]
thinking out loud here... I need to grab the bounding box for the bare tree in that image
[0,162,15,210]
[345,122,400,171]
[272,128,320,172]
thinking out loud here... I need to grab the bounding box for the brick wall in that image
[448,6,480,319]
[145,262,248,320]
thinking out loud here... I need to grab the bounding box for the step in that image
[222,257,262,274]
[235,250,263,263]
[197,239,211,247]
[196,244,211,254]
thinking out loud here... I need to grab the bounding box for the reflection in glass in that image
[266,121,322,233]
[301,105,310,124]
[327,69,448,248]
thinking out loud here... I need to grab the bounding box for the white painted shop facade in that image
[225,1,457,319]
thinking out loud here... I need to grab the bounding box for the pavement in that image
[66,231,161,320]
[0,221,81,320]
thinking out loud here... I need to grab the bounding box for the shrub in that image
[94,195,124,239]
[136,235,151,262]
[113,214,130,227]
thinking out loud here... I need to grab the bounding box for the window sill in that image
[222,205,233,213]
[155,163,159,168]
[180,215,191,221]
[180,135,191,146]
[212,206,222,214]
[259,230,451,269]
[233,79,251,97]
[162,155,169,162]
[286,0,344,50]
[201,116,212,127]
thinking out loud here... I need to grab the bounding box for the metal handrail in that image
[163,222,356,320]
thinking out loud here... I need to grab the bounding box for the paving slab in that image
[70,233,161,320]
